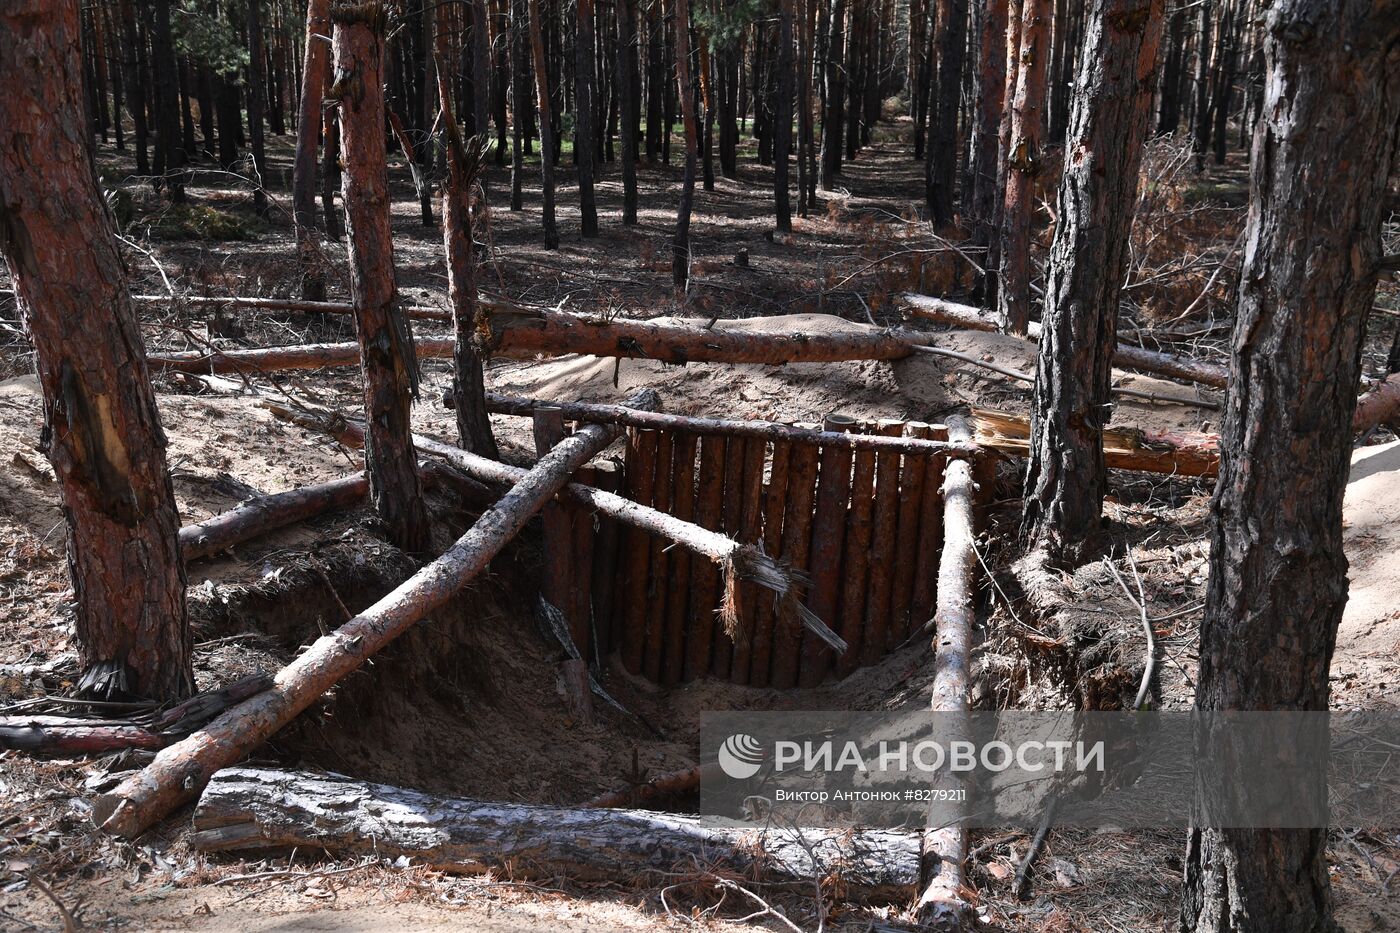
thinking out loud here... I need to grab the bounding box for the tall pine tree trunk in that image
[1023,0,1164,565]
[671,0,700,291]
[968,0,1007,254]
[294,0,331,300]
[247,0,269,215]
[576,0,600,234]
[925,0,967,223]
[617,0,640,222]
[774,0,797,231]
[995,0,1048,335]
[528,0,560,246]
[1181,3,1400,929]
[330,1,432,556]
[1,0,191,702]
[818,0,846,188]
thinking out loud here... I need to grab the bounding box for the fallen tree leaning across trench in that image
[92,390,659,839]
[190,766,921,899]
[261,400,843,653]
[902,293,1230,389]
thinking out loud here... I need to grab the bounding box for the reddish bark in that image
[0,0,191,701]
[620,429,659,674]
[995,0,1050,336]
[331,3,431,556]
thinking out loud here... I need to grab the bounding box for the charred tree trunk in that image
[575,0,600,235]
[330,1,432,556]
[0,0,191,702]
[925,0,967,224]
[1180,3,1400,931]
[671,0,700,291]
[1190,0,1212,170]
[773,0,797,232]
[437,61,500,458]
[995,0,1049,335]
[968,0,1008,255]
[119,0,151,176]
[617,0,640,222]
[1022,0,1165,565]
[528,0,560,247]
[819,0,846,188]
[510,0,529,209]
[151,0,185,201]
[247,0,269,216]
[1156,4,1186,134]
[294,0,331,300]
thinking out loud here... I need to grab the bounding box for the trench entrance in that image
[189,414,991,812]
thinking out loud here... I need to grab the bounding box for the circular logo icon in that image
[717,733,765,780]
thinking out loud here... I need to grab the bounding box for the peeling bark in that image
[0,0,191,701]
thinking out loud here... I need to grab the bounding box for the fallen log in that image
[263,402,844,654]
[478,392,973,456]
[902,293,1229,389]
[1353,373,1400,434]
[581,761,721,809]
[0,717,166,755]
[179,473,369,562]
[915,416,977,927]
[92,391,657,839]
[2,675,273,756]
[477,304,919,364]
[144,308,931,376]
[191,766,920,899]
[972,408,1221,478]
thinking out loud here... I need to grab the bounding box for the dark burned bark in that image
[925,0,967,225]
[968,0,1008,253]
[331,1,432,556]
[995,0,1049,335]
[616,0,640,223]
[575,0,600,236]
[435,50,500,459]
[773,0,797,232]
[671,0,700,291]
[0,0,191,701]
[1181,3,1400,932]
[293,0,331,299]
[1022,0,1165,565]
[246,0,269,216]
[527,0,559,247]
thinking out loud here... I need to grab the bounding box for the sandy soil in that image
[2,125,1399,931]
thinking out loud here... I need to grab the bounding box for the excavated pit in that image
[185,490,956,812]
